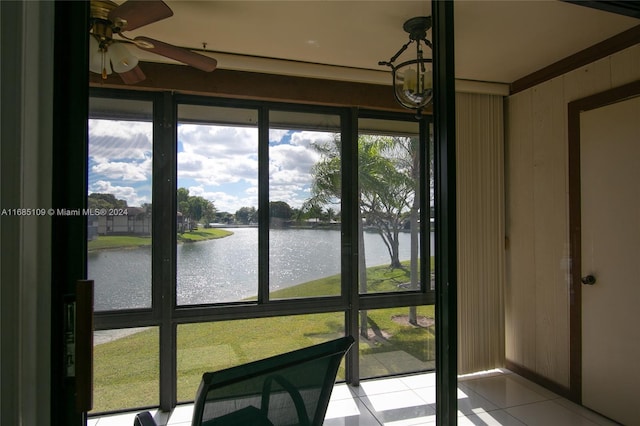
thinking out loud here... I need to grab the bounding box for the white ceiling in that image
[117,0,639,86]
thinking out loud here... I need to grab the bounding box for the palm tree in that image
[309,135,421,335]
[326,207,336,223]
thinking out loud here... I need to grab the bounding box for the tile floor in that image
[88,369,620,425]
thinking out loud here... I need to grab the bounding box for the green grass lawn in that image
[177,228,233,242]
[91,261,436,413]
[87,228,232,252]
[87,235,152,251]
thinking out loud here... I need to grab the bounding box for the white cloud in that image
[91,158,151,182]
[89,120,152,162]
[178,151,258,187]
[177,124,260,190]
[178,152,208,175]
[177,127,335,209]
[178,124,258,158]
[267,143,321,207]
[289,131,334,148]
[187,185,258,214]
[89,120,337,211]
[270,143,320,174]
[270,186,309,209]
[89,180,149,207]
[269,129,289,143]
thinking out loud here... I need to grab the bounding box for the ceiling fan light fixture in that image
[89,36,112,76]
[109,42,138,73]
[89,0,218,84]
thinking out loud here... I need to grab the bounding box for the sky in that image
[88,119,337,213]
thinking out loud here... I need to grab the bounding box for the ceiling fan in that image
[89,0,218,84]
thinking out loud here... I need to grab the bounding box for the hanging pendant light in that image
[379,17,433,119]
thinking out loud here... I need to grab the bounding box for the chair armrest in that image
[134,411,158,426]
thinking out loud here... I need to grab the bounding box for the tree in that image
[291,207,305,225]
[188,196,216,223]
[309,135,415,268]
[214,211,233,224]
[137,202,152,220]
[301,201,324,223]
[308,135,421,334]
[177,187,191,231]
[269,201,292,219]
[393,136,421,324]
[235,206,257,224]
[88,193,128,210]
[328,207,338,219]
[177,187,216,231]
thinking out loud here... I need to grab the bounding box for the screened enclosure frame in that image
[88,88,435,412]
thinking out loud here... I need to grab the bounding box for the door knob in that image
[581,275,596,285]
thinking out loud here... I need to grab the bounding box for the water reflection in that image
[177,228,258,305]
[88,248,151,311]
[89,228,434,310]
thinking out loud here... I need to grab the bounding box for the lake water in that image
[88,228,435,311]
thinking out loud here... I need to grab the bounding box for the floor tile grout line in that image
[354,392,385,426]
[92,370,617,426]
[544,398,618,426]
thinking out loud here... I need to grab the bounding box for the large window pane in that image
[358,306,435,379]
[176,313,345,402]
[357,118,426,294]
[88,97,153,311]
[91,327,159,413]
[268,110,341,299]
[177,105,259,305]
[88,92,435,416]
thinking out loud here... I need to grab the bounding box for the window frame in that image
[89,88,434,412]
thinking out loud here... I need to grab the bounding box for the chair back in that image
[192,336,355,426]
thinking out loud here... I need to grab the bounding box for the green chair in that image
[134,336,355,426]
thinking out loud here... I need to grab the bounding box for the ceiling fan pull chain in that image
[101,49,108,80]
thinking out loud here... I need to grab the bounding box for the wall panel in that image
[505,45,640,389]
[611,44,640,87]
[530,78,570,386]
[505,90,536,369]
[563,57,612,104]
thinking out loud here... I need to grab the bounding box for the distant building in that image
[96,207,151,236]
[87,215,99,241]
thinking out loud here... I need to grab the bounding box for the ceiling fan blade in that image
[134,36,218,72]
[108,0,173,32]
[118,65,146,84]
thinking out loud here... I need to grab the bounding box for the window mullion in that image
[433,1,458,424]
[155,91,177,411]
[420,117,432,292]
[344,108,360,384]
[258,106,270,304]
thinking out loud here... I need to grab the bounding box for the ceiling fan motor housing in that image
[90,0,119,46]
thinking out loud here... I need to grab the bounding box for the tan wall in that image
[505,45,640,387]
[456,92,506,373]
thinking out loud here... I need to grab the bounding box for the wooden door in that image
[580,95,640,426]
